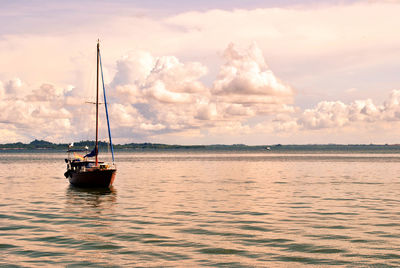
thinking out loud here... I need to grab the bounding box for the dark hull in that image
[68,169,116,188]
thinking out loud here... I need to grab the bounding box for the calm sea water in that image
[1,151,400,267]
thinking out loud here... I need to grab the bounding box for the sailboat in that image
[64,40,117,188]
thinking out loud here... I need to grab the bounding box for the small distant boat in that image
[265,147,271,150]
[64,40,116,188]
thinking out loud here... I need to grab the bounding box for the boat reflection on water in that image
[66,185,117,209]
[64,185,118,263]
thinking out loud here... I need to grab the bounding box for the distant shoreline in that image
[1,139,400,152]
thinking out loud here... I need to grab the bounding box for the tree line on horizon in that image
[0,139,400,152]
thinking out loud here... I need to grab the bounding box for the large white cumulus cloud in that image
[212,43,295,120]
[104,42,294,141]
[112,51,208,104]
[213,43,293,103]
[0,42,291,143]
[2,41,400,144]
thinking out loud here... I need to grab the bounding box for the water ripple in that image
[1,152,400,266]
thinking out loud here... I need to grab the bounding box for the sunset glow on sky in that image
[1,0,400,144]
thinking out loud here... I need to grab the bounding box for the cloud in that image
[211,43,294,121]
[382,90,400,121]
[0,81,4,99]
[3,2,400,94]
[146,56,207,94]
[110,103,143,127]
[0,128,27,143]
[213,43,293,101]
[111,51,155,87]
[106,42,294,141]
[295,90,400,130]
[108,50,212,138]
[112,52,208,105]
[4,78,22,95]
[27,83,65,102]
[1,33,400,144]
[0,79,73,142]
[299,101,349,129]
[195,103,218,120]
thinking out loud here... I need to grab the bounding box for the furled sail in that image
[84,148,97,158]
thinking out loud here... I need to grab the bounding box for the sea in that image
[1,149,400,267]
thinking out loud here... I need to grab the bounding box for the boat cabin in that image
[65,148,109,173]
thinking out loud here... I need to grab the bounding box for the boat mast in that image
[95,40,99,166]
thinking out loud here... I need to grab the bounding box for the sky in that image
[1,0,400,145]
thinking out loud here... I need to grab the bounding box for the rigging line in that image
[99,50,115,163]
